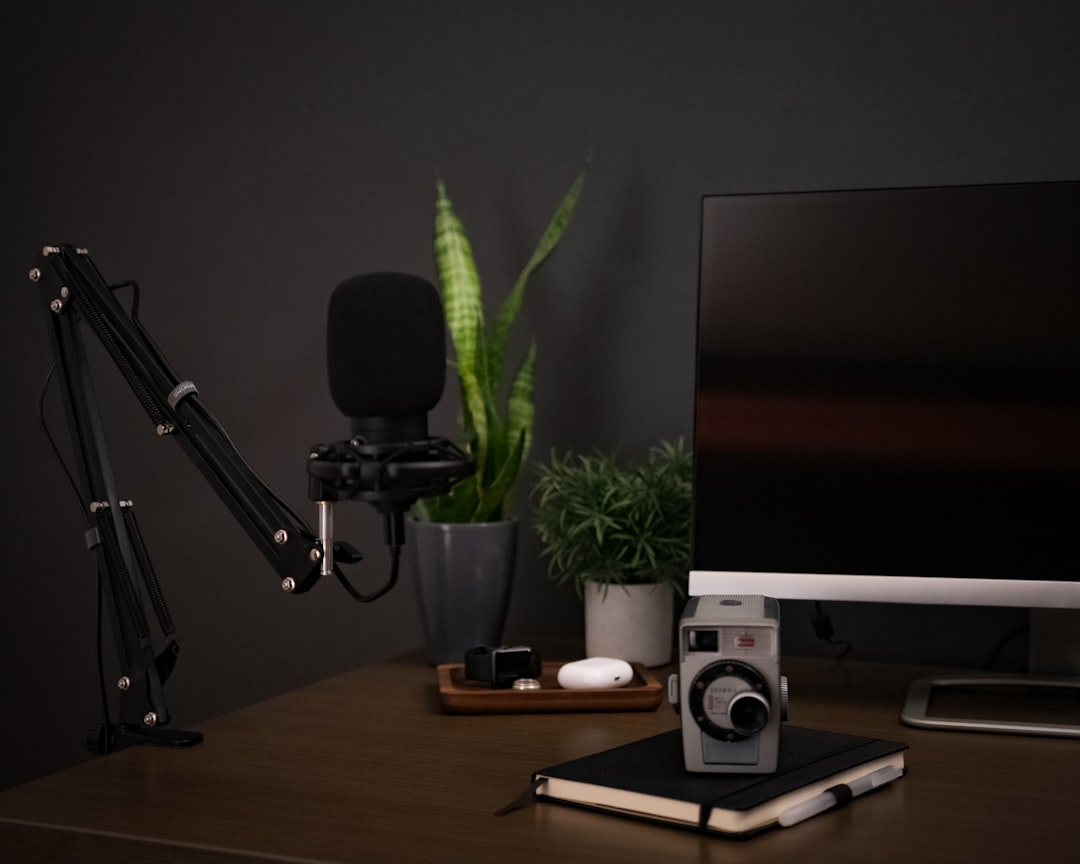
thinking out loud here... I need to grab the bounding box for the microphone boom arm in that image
[30,244,471,752]
[35,246,326,589]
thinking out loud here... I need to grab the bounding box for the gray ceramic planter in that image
[408,518,517,665]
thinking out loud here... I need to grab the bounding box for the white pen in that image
[777,765,904,827]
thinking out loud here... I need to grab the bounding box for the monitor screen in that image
[691,181,1080,617]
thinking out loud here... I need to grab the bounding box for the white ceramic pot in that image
[583,580,674,667]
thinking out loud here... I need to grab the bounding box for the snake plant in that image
[413,166,587,524]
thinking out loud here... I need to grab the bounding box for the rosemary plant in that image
[531,439,692,594]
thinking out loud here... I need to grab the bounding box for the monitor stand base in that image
[901,672,1080,738]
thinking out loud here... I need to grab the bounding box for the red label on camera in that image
[735,635,755,648]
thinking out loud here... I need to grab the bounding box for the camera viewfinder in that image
[687,628,719,652]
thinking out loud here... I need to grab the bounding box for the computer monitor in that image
[691,180,1080,736]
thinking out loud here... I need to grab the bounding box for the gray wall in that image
[4,1,1079,788]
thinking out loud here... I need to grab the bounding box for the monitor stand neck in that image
[1029,608,1080,676]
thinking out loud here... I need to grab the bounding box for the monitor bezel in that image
[689,570,1080,608]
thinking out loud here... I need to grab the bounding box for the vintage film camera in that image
[668,595,788,773]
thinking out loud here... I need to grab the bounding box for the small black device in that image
[464,645,542,688]
[668,595,788,773]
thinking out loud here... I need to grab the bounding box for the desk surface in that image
[1,653,1077,863]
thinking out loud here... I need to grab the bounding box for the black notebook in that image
[531,725,907,837]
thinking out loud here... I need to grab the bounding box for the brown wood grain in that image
[1,654,1077,863]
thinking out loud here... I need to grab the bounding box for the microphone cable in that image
[811,601,854,659]
[334,542,401,604]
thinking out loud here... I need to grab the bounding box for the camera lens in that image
[728,691,770,736]
[687,659,772,741]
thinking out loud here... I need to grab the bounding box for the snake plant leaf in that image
[474,426,527,522]
[471,339,535,521]
[434,179,481,359]
[434,179,490,472]
[413,472,479,523]
[489,167,587,394]
[505,339,536,473]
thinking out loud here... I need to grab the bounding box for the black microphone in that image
[326,272,447,444]
[308,273,472,600]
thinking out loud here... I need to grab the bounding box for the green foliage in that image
[413,165,587,524]
[531,439,692,593]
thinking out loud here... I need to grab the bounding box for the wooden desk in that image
[1,654,1077,863]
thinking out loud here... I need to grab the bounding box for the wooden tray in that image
[436,661,664,714]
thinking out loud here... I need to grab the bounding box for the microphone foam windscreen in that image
[327,273,446,418]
